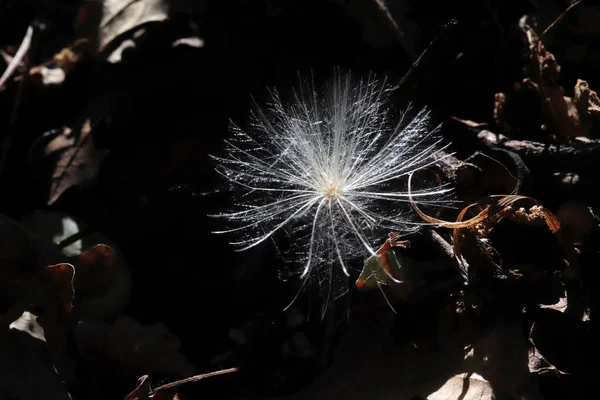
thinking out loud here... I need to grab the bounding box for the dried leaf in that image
[539,292,568,313]
[42,119,108,205]
[574,79,600,134]
[75,244,118,297]
[427,372,495,400]
[408,173,561,277]
[1,312,72,400]
[43,263,76,315]
[528,346,568,376]
[76,0,169,55]
[520,20,588,140]
[493,92,506,127]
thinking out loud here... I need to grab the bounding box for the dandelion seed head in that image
[211,70,453,314]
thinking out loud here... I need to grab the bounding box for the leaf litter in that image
[0,0,598,399]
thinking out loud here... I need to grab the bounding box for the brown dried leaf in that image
[45,119,107,205]
[75,244,118,298]
[408,173,561,275]
[519,20,588,140]
[493,92,506,127]
[43,263,76,315]
[76,0,169,55]
[574,79,600,134]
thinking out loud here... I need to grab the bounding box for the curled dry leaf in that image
[31,118,108,205]
[75,0,169,55]
[356,230,460,303]
[75,244,118,298]
[520,18,588,140]
[574,79,600,135]
[408,173,561,277]
[528,345,568,377]
[43,263,76,315]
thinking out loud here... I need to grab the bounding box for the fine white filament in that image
[211,71,453,313]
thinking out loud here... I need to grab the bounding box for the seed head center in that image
[323,185,342,198]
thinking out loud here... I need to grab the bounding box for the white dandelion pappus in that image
[211,71,453,313]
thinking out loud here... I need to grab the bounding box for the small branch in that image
[55,226,96,249]
[373,0,416,60]
[0,25,33,90]
[0,22,44,177]
[541,0,583,38]
[477,131,600,171]
[153,367,238,393]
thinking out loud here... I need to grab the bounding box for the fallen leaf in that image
[39,119,108,205]
[76,0,169,55]
[520,19,588,140]
[43,263,76,315]
[0,312,72,400]
[75,244,118,298]
[574,79,600,134]
[427,372,495,400]
[528,345,568,376]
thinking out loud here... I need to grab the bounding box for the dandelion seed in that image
[210,70,453,315]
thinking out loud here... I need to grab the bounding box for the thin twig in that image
[541,0,583,38]
[0,25,33,90]
[0,23,42,176]
[373,0,416,60]
[153,367,238,393]
[54,226,97,249]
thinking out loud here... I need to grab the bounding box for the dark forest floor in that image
[0,1,598,399]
